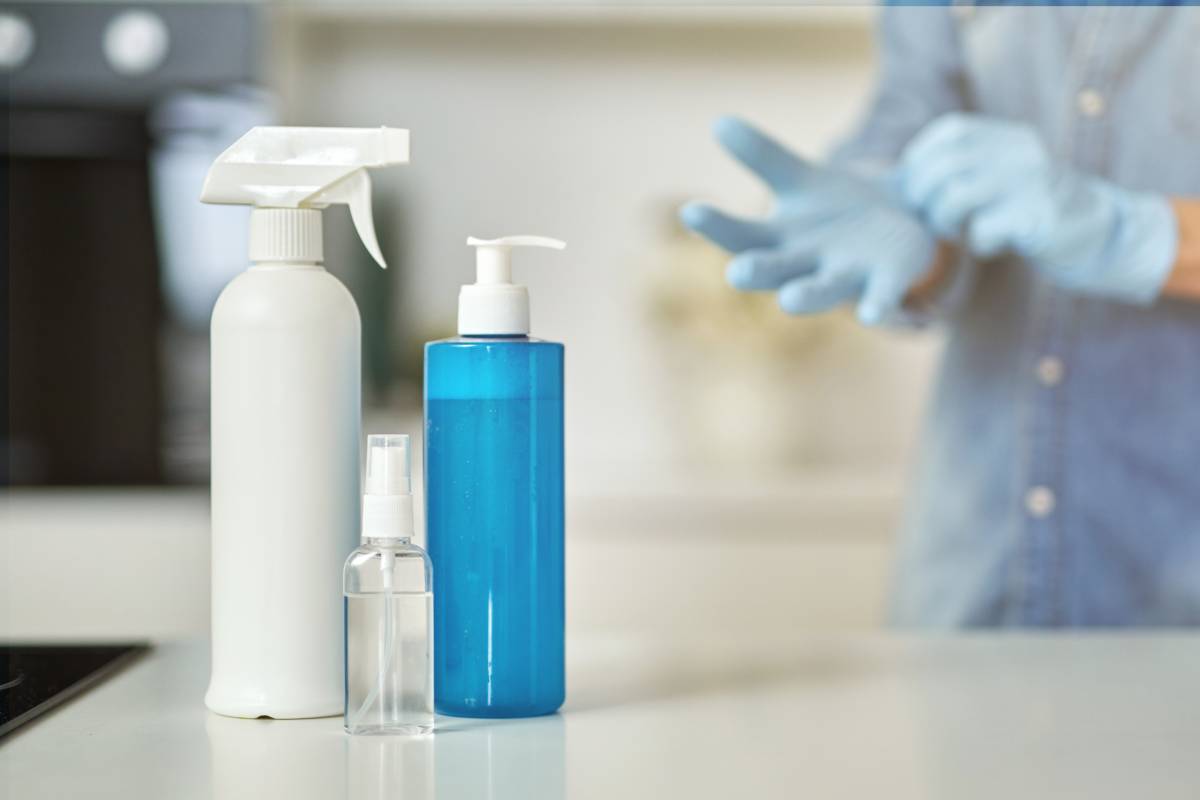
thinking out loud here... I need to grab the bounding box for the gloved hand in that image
[897,112,1177,304]
[680,116,937,325]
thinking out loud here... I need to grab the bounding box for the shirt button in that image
[1025,486,1056,518]
[1035,356,1064,387]
[1077,88,1106,118]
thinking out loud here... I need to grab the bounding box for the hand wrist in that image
[904,241,960,311]
[1161,197,1200,300]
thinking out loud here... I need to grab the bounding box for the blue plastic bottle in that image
[425,236,566,718]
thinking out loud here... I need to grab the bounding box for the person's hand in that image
[897,113,1177,304]
[680,116,937,325]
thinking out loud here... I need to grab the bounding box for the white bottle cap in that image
[361,434,414,540]
[459,235,566,336]
[249,208,323,264]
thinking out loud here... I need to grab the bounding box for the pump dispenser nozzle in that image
[459,235,566,336]
[200,126,409,268]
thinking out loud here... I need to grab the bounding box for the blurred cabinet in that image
[2,2,261,484]
[6,113,163,484]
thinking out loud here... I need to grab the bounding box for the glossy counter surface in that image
[3,635,1198,799]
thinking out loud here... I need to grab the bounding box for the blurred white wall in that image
[286,9,941,634]
[271,9,942,493]
[4,10,948,643]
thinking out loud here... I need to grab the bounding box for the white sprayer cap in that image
[199,126,409,267]
[361,434,414,540]
[459,235,566,335]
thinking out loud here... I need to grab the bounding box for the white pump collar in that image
[458,236,566,336]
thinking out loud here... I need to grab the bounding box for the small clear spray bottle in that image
[344,434,434,735]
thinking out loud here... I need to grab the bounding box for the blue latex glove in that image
[898,113,1177,304]
[680,117,937,325]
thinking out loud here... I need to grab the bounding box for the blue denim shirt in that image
[836,6,1200,627]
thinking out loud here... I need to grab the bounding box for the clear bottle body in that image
[343,538,434,735]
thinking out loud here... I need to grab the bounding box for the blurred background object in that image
[149,87,276,481]
[2,2,939,640]
[3,1,264,485]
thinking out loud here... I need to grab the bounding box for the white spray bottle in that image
[200,126,409,718]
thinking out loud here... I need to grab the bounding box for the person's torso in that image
[896,6,1200,627]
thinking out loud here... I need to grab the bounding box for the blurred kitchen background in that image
[2,2,941,643]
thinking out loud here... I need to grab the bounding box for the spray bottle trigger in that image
[314,169,388,269]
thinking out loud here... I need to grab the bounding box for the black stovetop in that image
[0,643,149,738]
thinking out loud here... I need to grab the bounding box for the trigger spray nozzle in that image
[199,126,409,268]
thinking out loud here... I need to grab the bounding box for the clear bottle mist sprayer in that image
[344,434,434,735]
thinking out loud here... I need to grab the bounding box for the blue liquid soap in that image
[425,336,564,717]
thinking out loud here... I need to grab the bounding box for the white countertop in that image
[3,634,1200,799]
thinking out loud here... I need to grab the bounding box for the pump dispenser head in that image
[361,434,414,540]
[459,236,566,336]
[200,126,409,268]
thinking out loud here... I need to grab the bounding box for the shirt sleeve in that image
[830,6,970,172]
